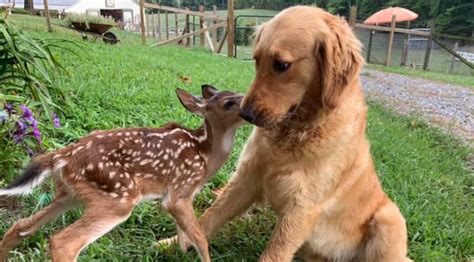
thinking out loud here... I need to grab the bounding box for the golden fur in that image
[161,6,410,261]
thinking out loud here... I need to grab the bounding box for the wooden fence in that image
[138,0,235,57]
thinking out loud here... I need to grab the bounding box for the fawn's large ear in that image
[201,84,219,99]
[176,88,205,116]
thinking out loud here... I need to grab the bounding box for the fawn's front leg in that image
[166,198,210,262]
[157,164,262,249]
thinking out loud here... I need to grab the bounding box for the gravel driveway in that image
[361,69,473,146]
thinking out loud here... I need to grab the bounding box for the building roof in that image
[2,0,77,10]
[66,0,139,13]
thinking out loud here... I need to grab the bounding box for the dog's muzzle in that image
[239,106,256,124]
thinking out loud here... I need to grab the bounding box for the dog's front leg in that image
[199,164,263,238]
[259,204,320,262]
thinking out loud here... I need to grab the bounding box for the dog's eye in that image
[273,60,291,72]
[223,100,235,110]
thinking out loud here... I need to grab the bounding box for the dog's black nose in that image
[239,107,256,123]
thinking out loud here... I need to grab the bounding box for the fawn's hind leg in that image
[0,178,78,262]
[49,201,133,262]
[166,198,210,262]
[0,191,77,262]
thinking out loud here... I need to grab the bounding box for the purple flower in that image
[13,134,23,144]
[13,120,27,144]
[33,127,42,144]
[53,113,60,128]
[20,104,33,120]
[16,120,27,133]
[3,103,13,115]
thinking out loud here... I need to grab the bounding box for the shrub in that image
[10,8,31,15]
[65,13,116,28]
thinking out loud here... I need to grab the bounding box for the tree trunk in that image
[24,0,34,10]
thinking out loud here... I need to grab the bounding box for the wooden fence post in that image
[175,12,178,36]
[146,13,150,37]
[423,20,435,71]
[165,11,169,40]
[385,14,397,67]
[227,0,235,58]
[139,0,146,45]
[349,6,357,29]
[157,10,161,40]
[366,30,374,63]
[400,21,410,66]
[43,0,52,32]
[199,4,205,47]
[185,7,190,46]
[212,5,218,52]
[151,12,156,39]
[449,42,458,73]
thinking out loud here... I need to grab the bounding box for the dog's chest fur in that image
[243,128,368,258]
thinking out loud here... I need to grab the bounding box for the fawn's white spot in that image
[19,231,32,237]
[109,192,119,198]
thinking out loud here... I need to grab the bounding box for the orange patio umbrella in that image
[364,7,418,25]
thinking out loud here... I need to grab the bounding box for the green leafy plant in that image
[0,16,81,174]
[0,17,81,119]
[65,13,116,28]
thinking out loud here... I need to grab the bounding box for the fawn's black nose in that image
[239,106,256,124]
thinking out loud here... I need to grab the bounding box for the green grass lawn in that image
[0,14,473,261]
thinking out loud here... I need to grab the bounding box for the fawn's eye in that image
[223,100,235,110]
[273,60,291,73]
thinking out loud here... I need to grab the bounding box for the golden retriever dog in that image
[160,6,410,261]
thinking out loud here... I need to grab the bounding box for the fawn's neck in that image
[193,119,237,176]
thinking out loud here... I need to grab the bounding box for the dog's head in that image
[240,6,364,128]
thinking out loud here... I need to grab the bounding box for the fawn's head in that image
[176,85,246,130]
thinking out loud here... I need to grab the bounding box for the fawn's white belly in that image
[140,193,162,203]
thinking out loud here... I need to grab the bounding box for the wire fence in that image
[354,26,474,76]
[231,13,473,76]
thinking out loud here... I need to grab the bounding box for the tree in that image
[24,0,34,10]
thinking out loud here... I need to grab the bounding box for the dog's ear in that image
[315,17,364,109]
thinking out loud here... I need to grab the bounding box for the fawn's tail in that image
[0,153,67,196]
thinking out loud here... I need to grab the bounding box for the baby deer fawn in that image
[0,85,245,262]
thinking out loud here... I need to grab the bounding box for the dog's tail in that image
[0,154,68,196]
